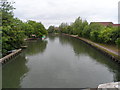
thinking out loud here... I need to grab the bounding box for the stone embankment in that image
[0,49,22,64]
[63,34,120,64]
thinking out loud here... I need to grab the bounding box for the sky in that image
[9,0,120,28]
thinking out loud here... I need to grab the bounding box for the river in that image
[2,34,120,88]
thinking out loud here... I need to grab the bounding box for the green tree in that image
[1,1,15,26]
[21,23,33,38]
[70,17,88,36]
[1,0,48,56]
[82,25,90,38]
[27,20,47,38]
[48,26,55,33]
[89,23,105,42]
[115,38,120,48]
[59,23,68,33]
[72,17,83,35]
[90,30,100,42]
[2,18,26,56]
[99,27,118,44]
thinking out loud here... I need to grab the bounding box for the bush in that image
[115,38,120,48]
[82,25,90,38]
[90,30,100,42]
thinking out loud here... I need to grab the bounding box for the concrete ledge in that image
[0,49,22,64]
[98,82,120,89]
[63,34,120,64]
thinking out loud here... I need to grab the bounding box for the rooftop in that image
[91,22,120,27]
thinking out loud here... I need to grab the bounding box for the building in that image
[112,24,120,27]
[90,22,120,27]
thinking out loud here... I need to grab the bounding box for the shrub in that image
[115,38,120,48]
[90,30,100,42]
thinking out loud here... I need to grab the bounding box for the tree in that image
[1,1,15,26]
[82,25,90,38]
[115,38,120,48]
[90,30,100,42]
[72,17,83,35]
[67,25,73,34]
[1,1,21,56]
[71,17,88,36]
[110,27,120,44]
[99,27,118,43]
[59,23,68,33]
[48,26,55,33]
[22,23,34,38]
[88,23,104,42]
[2,18,26,56]
[27,20,47,38]
[1,0,48,56]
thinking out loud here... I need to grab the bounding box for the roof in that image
[91,22,113,26]
[91,22,120,27]
[112,24,120,27]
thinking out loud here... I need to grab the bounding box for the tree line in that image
[48,17,120,48]
[1,0,120,57]
[1,1,47,56]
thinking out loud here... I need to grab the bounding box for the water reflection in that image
[47,34,58,42]
[3,40,48,88]
[26,40,48,55]
[59,35,120,81]
[2,51,29,88]
[2,34,120,88]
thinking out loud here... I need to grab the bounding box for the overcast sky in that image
[10,0,120,28]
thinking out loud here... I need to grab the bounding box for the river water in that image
[2,34,120,88]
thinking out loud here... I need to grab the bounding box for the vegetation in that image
[51,17,120,48]
[47,25,59,33]
[1,1,47,56]
[1,0,120,57]
[47,26,55,33]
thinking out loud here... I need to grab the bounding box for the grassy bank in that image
[63,34,120,62]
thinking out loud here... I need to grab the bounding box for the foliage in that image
[27,20,47,38]
[48,26,60,33]
[82,25,90,38]
[58,17,120,47]
[2,0,47,56]
[99,27,119,43]
[59,23,68,33]
[90,30,100,42]
[2,0,120,56]
[115,38,120,48]
[48,26,55,33]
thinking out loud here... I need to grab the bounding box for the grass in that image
[79,37,120,60]
[97,43,119,52]
[64,34,120,61]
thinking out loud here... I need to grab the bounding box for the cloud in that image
[10,0,119,28]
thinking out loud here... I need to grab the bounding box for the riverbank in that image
[25,37,47,41]
[1,37,45,64]
[0,49,22,64]
[3,34,120,88]
[63,34,120,63]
